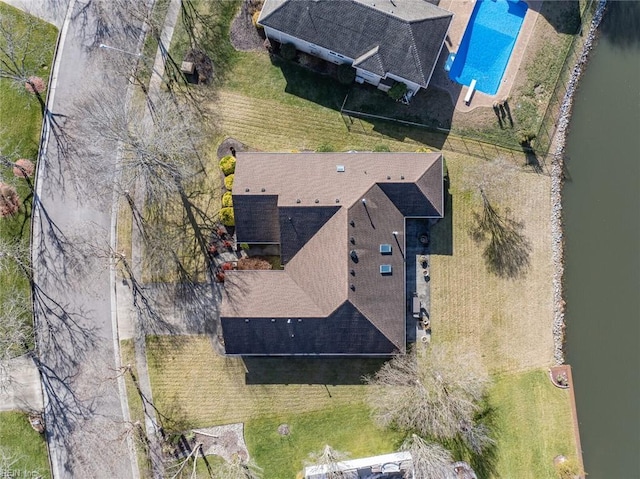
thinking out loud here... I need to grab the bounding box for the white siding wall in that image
[355,68,382,87]
[264,27,352,65]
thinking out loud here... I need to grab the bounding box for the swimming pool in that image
[449,0,528,96]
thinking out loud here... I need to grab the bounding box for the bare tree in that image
[401,435,456,479]
[306,444,352,479]
[78,88,205,205]
[0,287,32,360]
[365,344,489,441]
[213,455,263,479]
[0,10,51,111]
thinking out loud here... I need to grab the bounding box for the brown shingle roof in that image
[222,152,443,355]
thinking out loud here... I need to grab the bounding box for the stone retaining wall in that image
[550,0,607,365]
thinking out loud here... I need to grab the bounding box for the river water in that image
[563,3,640,477]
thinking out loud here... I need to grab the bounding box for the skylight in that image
[380,264,392,275]
[380,244,392,254]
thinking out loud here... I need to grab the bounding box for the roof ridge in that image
[406,23,426,85]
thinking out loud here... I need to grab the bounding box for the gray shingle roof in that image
[221,152,443,356]
[259,0,453,87]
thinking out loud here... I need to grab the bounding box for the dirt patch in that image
[179,423,249,462]
[216,137,249,159]
[230,0,264,52]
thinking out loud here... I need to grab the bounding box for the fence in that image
[340,108,532,165]
[534,0,598,154]
[340,0,599,164]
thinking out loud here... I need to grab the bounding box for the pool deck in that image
[431,0,542,112]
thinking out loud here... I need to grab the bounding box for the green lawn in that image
[0,411,50,477]
[488,369,578,479]
[246,404,404,479]
[0,4,57,354]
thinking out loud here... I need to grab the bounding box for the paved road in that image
[30,1,149,477]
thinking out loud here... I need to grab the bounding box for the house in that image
[220,152,444,356]
[258,0,453,99]
[304,451,413,478]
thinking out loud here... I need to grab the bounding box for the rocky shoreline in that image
[551,0,607,365]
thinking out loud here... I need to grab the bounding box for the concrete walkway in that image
[0,355,43,412]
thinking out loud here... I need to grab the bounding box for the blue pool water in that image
[449,0,528,95]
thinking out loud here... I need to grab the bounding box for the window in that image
[380,264,392,275]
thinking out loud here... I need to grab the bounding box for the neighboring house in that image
[220,152,444,356]
[258,0,453,98]
[304,451,413,478]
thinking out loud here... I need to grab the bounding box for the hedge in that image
[219,155,236,175]
[220,207,235,226]
[222,191,233,207]
[224,174,234,191]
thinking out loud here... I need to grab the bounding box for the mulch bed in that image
[216,137,249,160]
[230,1,265,52]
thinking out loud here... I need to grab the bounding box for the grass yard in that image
[145,4,578,477]
[246,404,404,479]
[0,411,50,478]
[429,152,555,374]
[0,5,57,351]
[488,369,578,478]
[146,336,380,428]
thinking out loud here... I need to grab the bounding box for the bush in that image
[415,147,433,153]
[280,42,297,61]
[219,155,236,175]
[388,82,408,101]
[337,64,356,85]
[13,159,35,178]
[316,142,335,152]
[0,183,20,217]
[555,458,584,479]
[220,207,235,226]
[373,144,390,152]
[518,130,537,145]
[224,174,234,191]
[252,11,263,29]
[222,191,233,207]
[25,76,46,95]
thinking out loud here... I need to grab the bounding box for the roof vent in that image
[271,319,276,323]
[245,319,249,323]
[350,269,355,276]
[350,220,355,227]
[261,188,266,192]
[387,175,391,180]
[350,237,355,244]
[337,165,345,172]
[287,319,291,324]
[315,199,320,204]
[335,198,340,203]
[245,188,250,192]
[350,250,358,262]
[400,175,405,180]
[380,264,392,275]
[350,284,356,291]
[296,199,301,203]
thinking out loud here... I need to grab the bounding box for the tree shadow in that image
[531,1,581,35]
[242,356,386,385]
[441,404,500,479]
[522,144,544,174]
[470,190,531,279]
[600,1,640,48]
